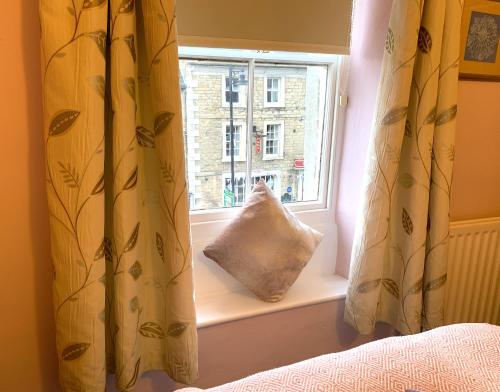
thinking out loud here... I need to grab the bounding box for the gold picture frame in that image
[459,0,500,80]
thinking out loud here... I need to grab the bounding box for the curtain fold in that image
[345,0,463,335]
[40,0,198,390]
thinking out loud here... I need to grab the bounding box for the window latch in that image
[339,94,348,108]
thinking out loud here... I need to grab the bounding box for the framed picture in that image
[459,0,500,80]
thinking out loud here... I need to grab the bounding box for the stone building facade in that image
[180,60,324,210]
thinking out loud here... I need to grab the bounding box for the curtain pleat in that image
[345,0,462,335]
[40,0,198,390]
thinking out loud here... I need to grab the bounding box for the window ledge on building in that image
[196,274,348,328]
[262,155,284,161]
[221,158,246,163]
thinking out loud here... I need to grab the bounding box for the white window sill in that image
[190,209,340,328]
[195,274,348,328]
[221,158,246,163]
[263,103,285,108]
[262,155,283,161]
[222,103,247,108]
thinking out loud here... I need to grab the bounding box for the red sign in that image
[294,158,304,169]
[255,137,261,154]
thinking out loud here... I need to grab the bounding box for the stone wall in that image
[181,61,310,209]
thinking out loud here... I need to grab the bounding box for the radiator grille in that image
[445,218,500,325]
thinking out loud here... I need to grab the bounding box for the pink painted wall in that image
[335,1,500,277]
[335,0,393,277]
[107,300,393,391]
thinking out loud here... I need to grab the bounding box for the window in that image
[263,122,284,159]
[264,76,284,107]
[223,72,247,107]
[251,173,279,193]
[225,76,239,104]
[222,123,246,161]
[179,48,335,212]
[224,175,246,206]
[223,172,280,206]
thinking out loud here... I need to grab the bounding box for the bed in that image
[178,323,500,391]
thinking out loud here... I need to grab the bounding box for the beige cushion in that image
[203,180,323,302]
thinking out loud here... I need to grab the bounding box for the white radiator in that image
[445,217,500,325]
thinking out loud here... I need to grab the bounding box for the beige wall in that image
[450,81,500,221]
[0,0,59,391]
[1,0,498,391]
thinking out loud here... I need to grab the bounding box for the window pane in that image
[180,59,248,210]
[253,64,327,203]
[180,54,328,211]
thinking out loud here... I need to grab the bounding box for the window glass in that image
[266,77,280,103]
[264,123,281,156]
[253,64,327,204]
[225,76,239,103]
[179,55,328,210]
[179,59,248,209]
[224,175,245,206]
[224,125,242,158]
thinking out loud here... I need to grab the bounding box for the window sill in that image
[195,274,348,328]
[222,103,247,108]
[262,155,284,161]
[221,158,246,163]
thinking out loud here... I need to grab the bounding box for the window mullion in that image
[245,59,255,199]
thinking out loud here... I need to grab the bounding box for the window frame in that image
[222,121,246,162]
[262,120,285,160]
[179,47,346,226]
[263,76,285,107]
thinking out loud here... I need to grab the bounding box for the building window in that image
[263,121,284,160]
[222,123,246,161]
[225,76,239,104]
[223,72,247,107]
[251,173,279,192]
[264,76,284,107]
[224,175,246,206]
[223,172,280,206]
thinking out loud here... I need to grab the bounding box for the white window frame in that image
[264,76,285,107]
[262,120,285,160]
[222,121,246,162]
[179,48,344,223]
[222,74,247,108]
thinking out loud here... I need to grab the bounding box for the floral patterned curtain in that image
[40,0,198,389]
[345,0,463,335]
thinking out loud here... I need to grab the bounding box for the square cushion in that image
[203,180,323,302]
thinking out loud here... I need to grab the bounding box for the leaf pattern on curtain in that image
[345,0,463,335]
[40,0,198,390]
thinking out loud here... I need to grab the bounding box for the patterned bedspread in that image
[178,323,500,391]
